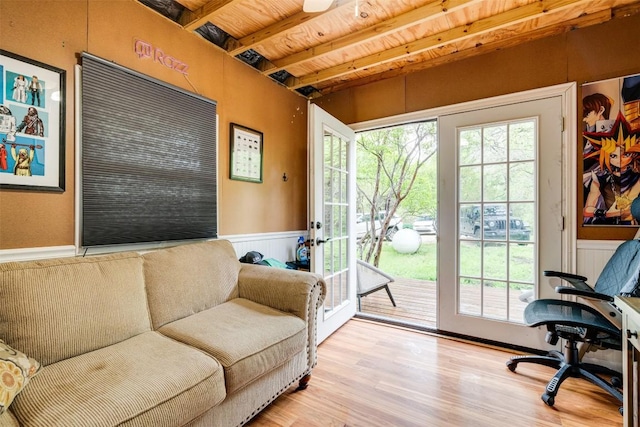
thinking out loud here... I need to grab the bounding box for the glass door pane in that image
[323,130,349,311]
[458,119,536,324]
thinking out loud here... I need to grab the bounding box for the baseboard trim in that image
[0,245,77,263]
[219,231,306,243]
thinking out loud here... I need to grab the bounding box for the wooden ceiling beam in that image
[611,1,640,18]
[315,8,614,96]
[179,0,241,32]
[264,0,481,75]
[287,0,599,89]
[228,1,354,57]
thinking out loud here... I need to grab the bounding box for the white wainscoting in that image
[575,239,626,371]
[576,239,624,281]
[0,232,308,264]
[220,231,308,264]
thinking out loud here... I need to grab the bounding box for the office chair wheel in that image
[541,393,555,407]
[619,406,624,416]
[506,360,517,372]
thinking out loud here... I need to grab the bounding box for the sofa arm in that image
[238,264,326,368]
[0,410,20,427]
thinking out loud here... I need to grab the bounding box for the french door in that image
[438,95,567,349]
[309,104,357,344]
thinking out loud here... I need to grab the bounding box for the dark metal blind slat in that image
[81,53,217,247]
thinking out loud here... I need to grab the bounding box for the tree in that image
[401,155,437,219]
[357,121,437,266]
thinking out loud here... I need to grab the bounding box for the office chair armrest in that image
[543,270,593,292]
[554,286,614,302]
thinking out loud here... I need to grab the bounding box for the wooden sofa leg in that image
[297,374,311,391]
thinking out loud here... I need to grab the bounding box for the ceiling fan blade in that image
[303,0,334,13]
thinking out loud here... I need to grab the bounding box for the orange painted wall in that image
[3,2,640,249]
[316,14,640,241]
[0,0,308,250]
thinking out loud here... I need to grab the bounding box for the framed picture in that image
[0,50,65,192]
[229,122,263,183]
[581,73,640,229]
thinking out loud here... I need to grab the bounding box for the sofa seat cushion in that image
[158,298,306,394]
[10,332,225,427]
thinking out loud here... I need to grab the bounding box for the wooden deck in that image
[358,276,530,329]
[358,277,437,327]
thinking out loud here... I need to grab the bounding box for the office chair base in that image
[506,350,622,407]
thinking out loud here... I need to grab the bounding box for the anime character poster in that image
[582,73,640,226]
[0,50,64,191]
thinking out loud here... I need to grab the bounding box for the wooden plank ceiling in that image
[139,0,640,98]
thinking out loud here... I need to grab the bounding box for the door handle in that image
[316,237,331,245]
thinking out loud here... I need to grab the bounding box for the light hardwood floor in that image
[247,319,623,427]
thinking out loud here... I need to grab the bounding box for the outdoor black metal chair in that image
[356,259,396,311]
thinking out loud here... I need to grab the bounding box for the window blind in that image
[81,53,217,247]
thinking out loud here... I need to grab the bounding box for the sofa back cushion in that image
[0,252,151,366]
[143,240,241,329]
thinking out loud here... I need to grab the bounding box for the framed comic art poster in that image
[229,122,263,183]
[0,50,65,192]
[582,73,640,227]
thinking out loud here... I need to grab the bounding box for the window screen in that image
[80,53,217,247]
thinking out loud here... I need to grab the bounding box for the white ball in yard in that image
[391,229,421,254]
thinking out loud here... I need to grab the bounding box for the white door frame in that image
[351,83,578,332]
[309,103,358,344]
[439,96,565,348]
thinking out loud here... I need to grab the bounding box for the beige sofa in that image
[0,239,326,427]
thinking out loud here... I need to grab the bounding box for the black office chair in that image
[506,239,640,408]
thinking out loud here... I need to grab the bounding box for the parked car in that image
[356,211,403,240]
[412,215,436,234]
[459,204,530,241]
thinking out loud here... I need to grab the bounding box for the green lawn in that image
[377,240,437,281]
[376,239,534,286]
